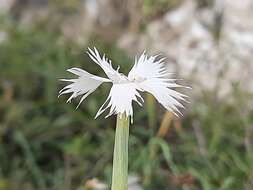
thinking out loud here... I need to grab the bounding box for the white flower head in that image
[59,47,189,122]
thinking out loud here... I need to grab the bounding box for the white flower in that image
[59,47,188,121]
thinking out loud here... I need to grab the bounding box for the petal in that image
[128,51,171,80]
[59,67,110,108]
[87,47,123,81]
[138,78,188,116]
[95,83,144,121]
[129,52,189,116]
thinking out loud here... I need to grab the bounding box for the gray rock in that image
[117,0,253,99]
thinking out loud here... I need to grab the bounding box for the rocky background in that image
[2,0,253,97]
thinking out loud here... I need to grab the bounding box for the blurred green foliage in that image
[143,0,182,19]
[0,16,253,190]
[143,0,214,19]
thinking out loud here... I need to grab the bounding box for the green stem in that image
[111,113,129,190]
[146,94,156,129]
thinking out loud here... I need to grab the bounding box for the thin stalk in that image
[111,113,129,190]
[146,94,156,129]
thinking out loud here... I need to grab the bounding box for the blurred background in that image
[0,0,253,189]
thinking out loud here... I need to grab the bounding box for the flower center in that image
[128,75,146,83]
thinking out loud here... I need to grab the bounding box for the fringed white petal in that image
[129,52,189,116]
[95,83,144,122]
[139,79,188,116]
[128,51,170,81]
[87,47,122,82]
[59,67,110,108]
